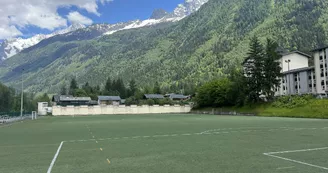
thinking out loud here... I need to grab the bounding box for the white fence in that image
[52,105,192,116]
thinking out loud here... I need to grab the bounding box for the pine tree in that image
[128,79,137,97]
[69,78,78,96]
[243,36,265,103]
[105,77,112,93]
[263,39,282,100]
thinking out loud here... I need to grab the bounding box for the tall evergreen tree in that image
[69,78,78,95]
[128,79,137,97]
[243,36,265,103]
[105,77,112,93]
[263,39,282,100]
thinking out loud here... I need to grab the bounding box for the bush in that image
[272,95,314,108]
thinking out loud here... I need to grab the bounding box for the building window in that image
[320,56,323,60]
[314,84,316,87]
[309,84,312,88]
[325,64,327,68]
[283,86,286,90]
[282,79,285,83]
[321,64,324,68]
[321,73,324,77]
[308,76,312,80]
[322,80,325,86]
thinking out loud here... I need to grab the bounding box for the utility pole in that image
[20,69,24,118]
[285,60,291,95]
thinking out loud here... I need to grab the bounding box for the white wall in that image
[280,53,309,72]
[38,102,48,115]
[52,105,192,116]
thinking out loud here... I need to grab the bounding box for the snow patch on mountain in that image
[0,23,85,61]
[0,0,208,62]
[104,0,208,35]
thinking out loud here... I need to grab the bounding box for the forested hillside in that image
[1,0,328,93]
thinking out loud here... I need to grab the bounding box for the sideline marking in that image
[264,147,328,171]
[65,127,328,143]
[47,141,64,173]
[265,147,328,155]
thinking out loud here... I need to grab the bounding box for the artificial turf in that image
[0,114,328,173]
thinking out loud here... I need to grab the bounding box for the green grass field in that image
[1,114,328,173]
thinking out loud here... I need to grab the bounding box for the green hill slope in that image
[1,0,328,93]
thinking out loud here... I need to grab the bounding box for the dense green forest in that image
[0,82,50,113]
[1,0,328,93]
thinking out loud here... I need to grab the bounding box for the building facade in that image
[275,52,316,96]
[313,46,328,96]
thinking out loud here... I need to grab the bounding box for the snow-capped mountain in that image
[103,0,208,35]
[0,0,208,62]
[0,24,85,61]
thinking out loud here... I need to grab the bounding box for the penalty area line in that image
[263,147,328,171]
[47,141,64,173]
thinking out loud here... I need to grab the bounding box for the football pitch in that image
[1,114,328,173]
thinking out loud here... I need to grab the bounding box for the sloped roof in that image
[60,96,91,102]
[311,46,328,52]
[144,94,164,99]
[98,96,121,101]
[169,94,189,99]
[52,95,73,102]
[282,51,312,58]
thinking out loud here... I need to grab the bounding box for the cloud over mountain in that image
[0,0,112,39]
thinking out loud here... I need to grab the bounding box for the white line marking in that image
[64,127,328,143]
[264,147,328,155]
[277,166,294,170]
[182,133,191,136]
[264,153,328,170]
[47,141,64,173]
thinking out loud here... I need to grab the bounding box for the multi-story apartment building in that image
[275,51,316,96]
[313,46,328,96]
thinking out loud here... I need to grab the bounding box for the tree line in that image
[61,77,179,99]
[0,82,50,113]
[195,37,282,108]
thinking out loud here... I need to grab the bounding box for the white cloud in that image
[67,12,93,25]
[0,0,113,39]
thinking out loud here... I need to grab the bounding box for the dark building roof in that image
[169,94,189,99]
[144,94,164,99]
[98,96,121,101]
[282,51,312,58]
[52,95,91,102]
[311,46,328,52]
[283,66,315,74]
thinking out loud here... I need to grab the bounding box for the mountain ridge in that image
[1,0,328,94]
[0,0,208,62]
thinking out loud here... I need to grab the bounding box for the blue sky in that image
[1,0,184,39]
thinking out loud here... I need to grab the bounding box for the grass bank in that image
[194,96,328,119]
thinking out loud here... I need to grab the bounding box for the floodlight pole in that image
[285,60,291,95]
[20,69,24,118]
